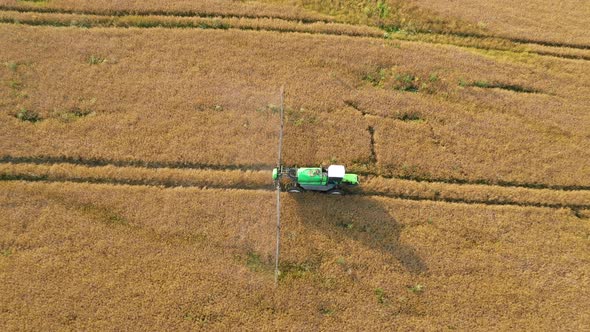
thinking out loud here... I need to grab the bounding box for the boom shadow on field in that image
[287,193,428,274]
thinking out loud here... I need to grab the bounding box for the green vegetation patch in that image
[1,248,13,257]
[4,61,19,72]
[88,55,107,65]
[461,79,541,93]
[319,306,335,316]
[407,284,424,293]
[17,0,48,3]
[363,66,388,87]
[53,107,95,122]
[392,73,419,92]
[271,0,483,37]
[375,287,387,304]
[255,103,281,114]
[279,260,318,280]
[72,202,129,227]
[246,252,270,272]
[363,67,442,93]
[8,80,23,89]
[14,109,41,122]
[395,111,424,123]
[286,107,317,126]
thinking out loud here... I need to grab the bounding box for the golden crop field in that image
[1,182,589,330]
[1,0,589,330]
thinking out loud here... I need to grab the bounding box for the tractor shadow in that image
[287,193,428,275]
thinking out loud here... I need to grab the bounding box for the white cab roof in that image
[327,165,345,178]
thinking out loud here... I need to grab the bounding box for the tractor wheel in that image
[286,183,302,193]
[327,189,343,195]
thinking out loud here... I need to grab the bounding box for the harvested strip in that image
[3,162,590,210]
[3,154,587,194]
[0,162,270,190]
[0,10,384,38]
[362,176,590,209]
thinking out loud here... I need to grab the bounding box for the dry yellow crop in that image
[3,0,588,59]
[0,0,331,22]
[1,181,589,330]
[362,176,590,208]
[1,1,589,329]
[1,24,588,187]
[0,162,270,189]
[2,162,589,211]
[0,10,385,38]
[411,0,590,46]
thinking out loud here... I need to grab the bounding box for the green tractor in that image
[271,87,359,195]
[272,165,359,194]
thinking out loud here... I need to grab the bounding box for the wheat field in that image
[1,0,589,330]
[1,181,589,330]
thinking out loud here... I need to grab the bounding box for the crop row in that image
[0,10,385,38]
[2,8,589,62]
[2,162,589,211]
[0,162,269,190]
[362,176,590,210]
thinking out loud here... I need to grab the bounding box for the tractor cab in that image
[326,165,346,183]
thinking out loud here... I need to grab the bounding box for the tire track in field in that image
[0,172,272,191]
[2,174,589,213]
[0,155,272,172]
[1,8,589,61]
[361,189,590,211]
[356,170,590,192]
[1,159,589,213]
[0,4,332,23]
[449,31,590,51]
[2,155,589,191]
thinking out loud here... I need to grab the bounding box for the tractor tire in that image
[286,183,302,193]
[327,189,343,195]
